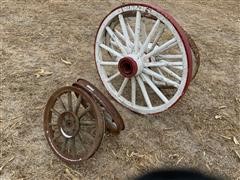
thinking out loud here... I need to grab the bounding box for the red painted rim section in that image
[94,3,193,114]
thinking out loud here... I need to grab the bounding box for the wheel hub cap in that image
[58,112,79,138]
[118,56,141,78]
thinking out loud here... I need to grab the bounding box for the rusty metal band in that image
[73,79,125,134]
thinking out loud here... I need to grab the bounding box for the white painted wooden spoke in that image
[106,26,127,55]
[160,66,182,81]
[100,61,118,66]
[131,77,136,105]
[171,65,183,70]
[144,38,178,60]
[107,72,120,82]
[144,61,183,67]
[110,39,128,52]
[95,4,192,114]
[118,78,129,96]
[127,22,135,39]
[143,68,180,88]
[139,19,160,57]
[110,40,118,48]
[118,14,131,48]
[134,11,141,53]
[141,19,148,40]
[157,54,183,60]
[141,74,169,103]
[114,29,126,42]
[136,76,152,108]
[126,22,142,48]
[100,44,123,58]
[115,30,134,49]
[149,24,165,52]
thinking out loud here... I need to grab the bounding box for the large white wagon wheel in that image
[94,3,193,114]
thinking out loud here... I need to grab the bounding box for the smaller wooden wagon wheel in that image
[44,86,105,164]
[73,79,125,134]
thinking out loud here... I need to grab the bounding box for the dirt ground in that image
[0,0,240,179]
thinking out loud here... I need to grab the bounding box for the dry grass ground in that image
[0,0,240,179]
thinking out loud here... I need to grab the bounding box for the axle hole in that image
[122,62,132,75]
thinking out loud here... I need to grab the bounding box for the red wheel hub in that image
[118,57,138,78]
